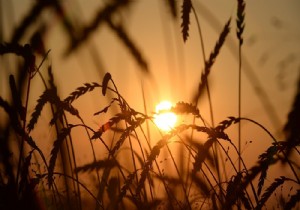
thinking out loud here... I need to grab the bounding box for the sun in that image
[154,101,177,132]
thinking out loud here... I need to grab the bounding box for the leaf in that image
[64,0,131,55]
[191,173,210,196]
[181,0,192,42]
[106,20,149,72]
[10,1,51,43]
[102,73,111,96]
[75,159,118,173]
[25,136,39,151]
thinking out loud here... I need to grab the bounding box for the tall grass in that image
[0,0,299,209]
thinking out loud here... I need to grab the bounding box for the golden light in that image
[154,101,177,132]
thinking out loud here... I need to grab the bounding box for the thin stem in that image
[238,42,242,173]
[191,5,206,62]
[16,70,32,192]
[166,144,192,210]
[191,5,215,125]
[140,80,151,145]
[191,6,223,194]
[62,116,83,210]
[217,140,258,206]
[50,172,103,209]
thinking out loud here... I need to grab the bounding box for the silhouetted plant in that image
[0,0,299,209]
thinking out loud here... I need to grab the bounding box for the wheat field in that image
[0,0,299,209]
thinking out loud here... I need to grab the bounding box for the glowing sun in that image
[154,101,177,132]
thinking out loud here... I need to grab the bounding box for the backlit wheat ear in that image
[29,85,79,127]
[257,176,288,209]
[236,0,245,45]
[110,118,146,156]
[192,138,215,173]
[285,189,300,210]
[64,82,100,105]
[257,167,268,197]
[91,113,132,139]
[74,159,118,173]
[181,0,192,42]
[27,89,53,132]
[225,172,251,209]
[48,126,73,187]
[135,126,190,196]
[171,101,201,117]
[194,18,231,102]
[239,144,279,196]
[236,0,245,173]
[136,139,167,196]
[215,116,240,132]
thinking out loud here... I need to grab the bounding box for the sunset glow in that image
[154,101,177,132]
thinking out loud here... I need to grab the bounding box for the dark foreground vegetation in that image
[0,0,299,209]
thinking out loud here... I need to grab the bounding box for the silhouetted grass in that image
[0,0,299,209]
